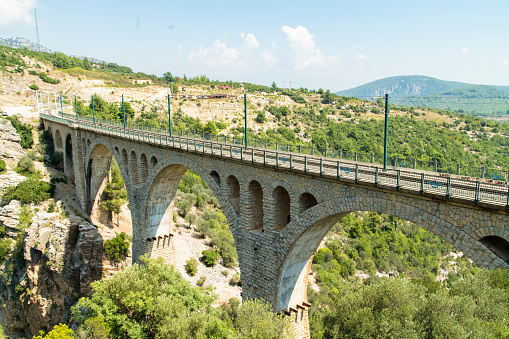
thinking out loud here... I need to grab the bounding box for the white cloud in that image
[461,47,469,54]
[241,32,259,48]
[497,58,509,71]
[261,49,278,68]
[281,25,339,69]
[137,46,144,50]
[0,0,36,26]
[355,54,368,60]
[188,40,241,67]
[353,45,363,50]
[178,45,183,53]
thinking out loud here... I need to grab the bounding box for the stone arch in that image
[273,186,290,231]
[140,153,148,185]
[130,151,138,185]
[114,146,120,155]
[150,155,158,169]
[299,193,317,213]
[210,171,220,185]
[87,139,91,148]
[226,175,240,216]
[274,195,509,312]
[137,155,239,262]
[247,180,264,231]
[85,141,131,224]
[54,129,63,150]
[65,134,75,182]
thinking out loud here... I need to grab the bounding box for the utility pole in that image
[92,95,95,124]
[383,94,389,170]
[244,94,248,149]
[168,93,172,136]
[74,94,78,120]
[122,94,126,129]
[59,93,63,117]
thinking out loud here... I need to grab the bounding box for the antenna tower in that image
[34,8,40,52]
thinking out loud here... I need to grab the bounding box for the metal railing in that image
[41,112,509,209]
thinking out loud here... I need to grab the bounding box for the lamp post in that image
[92,94,95,124]
[122,94,126,129]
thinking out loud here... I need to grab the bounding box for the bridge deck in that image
[41,113,509,210]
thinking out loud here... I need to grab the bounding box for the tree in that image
[33,324,75,339]
[100,159,127,225]
[271,81,279,91]
[163,71,174,83]
[203,120,218,135]
[83,57,92,70]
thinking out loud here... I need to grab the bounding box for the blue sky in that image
[1,0,508,91]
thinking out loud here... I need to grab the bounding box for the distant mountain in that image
[0,37,53,53]
[336,75,474,99]
[0,37,105,64]
[336,75,509,117]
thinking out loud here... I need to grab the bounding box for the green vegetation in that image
[100,158,127,225]
[33,324,75,339]
[309,269,509,338]
[6,115,33,148]
[201,250,220,267]
[185,258,199,276]
[29,84,39,91]
[71,256,291,338]
[37,129,63,167]
[176,170,237,268]
[103,232,131,263]
[0,159,6,174]
[1,177,53,205]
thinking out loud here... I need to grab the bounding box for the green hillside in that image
[394,85,509,117]
[337,76,509,117]
[336,75,471,99]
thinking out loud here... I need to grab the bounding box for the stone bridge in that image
[41,113,509,338]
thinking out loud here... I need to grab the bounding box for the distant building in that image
[218,86,232,90]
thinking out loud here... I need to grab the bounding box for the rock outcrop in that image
[0,210,105,338]
[0,119,26,160]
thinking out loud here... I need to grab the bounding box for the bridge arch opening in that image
[273,186,290,231]
[130,151,138,185]
[150,156,158,169]
[479,236,509,264]
[227,175,240,216]
[140,153,148,185]
[65,134,74,183]
[121,149,128,174]
[144,164,240,301]
[54,129,63,150]
[299,193,317,213]
[210,171,220,185]
[248,180,264,231]
[274,200,509,315]
[86,144,131,230]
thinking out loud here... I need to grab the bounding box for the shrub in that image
[33,323,75,339]
[197,276,206,286]
[230,273,241,286]
[47,200,56,213]
[76,316,110,339]
[0,238,12,262]
[15,155,36,176]
[201,250,219,267]
[185,258,198,276]
[6,115,33,148]
[29,84,39,91]
[104,232,131,262]
[0,159,6,174]
[2,178,54,205]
